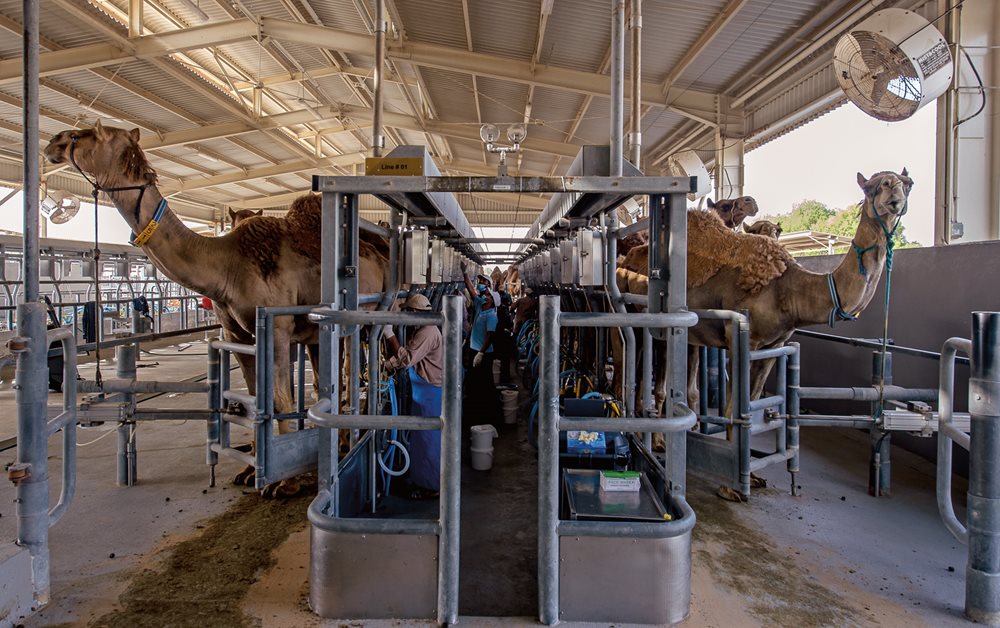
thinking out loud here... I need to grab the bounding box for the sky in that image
[743,102,936,246]
[0,100,938,249]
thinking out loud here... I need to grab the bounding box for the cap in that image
[403,293,432,311]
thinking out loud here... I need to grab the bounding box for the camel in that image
[707,196,759,229]
[44,122,387,497]
[743,220,782,239]
[616,170,912,422]
[229,208,263,228]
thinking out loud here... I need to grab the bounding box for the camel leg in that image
[687,346,700,410]
[651,340,669,452]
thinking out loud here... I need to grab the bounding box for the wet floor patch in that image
[689,479,871,627]
[91,488,313,628]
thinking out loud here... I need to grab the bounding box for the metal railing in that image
[537,296,698,625]
[936,312,1000,624]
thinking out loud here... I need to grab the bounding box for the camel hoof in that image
[716,486,748,503]
[261,478,300,499]
[651,433,666,453]
[234,465,255,487]
[750,473,768,489]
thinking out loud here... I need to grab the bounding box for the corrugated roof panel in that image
[541,0,610,72]
[468,0,540,62]
[107,60,244,125]
[639,1,728,81]
[528,87,588,139]
[419,67,478,123]
[393,0,467,50]
[570,97,611,146]
[677,0,825,93]
[38,2,123,49]
[477,77,530,126]
[309,0,374,35]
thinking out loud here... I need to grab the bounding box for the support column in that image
[966,311,1000,623]
[714,95,744,200]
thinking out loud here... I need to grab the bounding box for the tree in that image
[758,199,835,233]
[758,200,920,256]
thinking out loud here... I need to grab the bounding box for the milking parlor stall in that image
[2,0,1000,626]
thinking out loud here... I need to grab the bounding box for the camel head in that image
[44,121,155,189]
[857,168,912,231]
[742,220,782,239]
[229,208,263,229]
[708,196,759,229]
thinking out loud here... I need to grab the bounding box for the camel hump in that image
[687,209,791,295]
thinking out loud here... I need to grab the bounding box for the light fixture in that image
[478,123,528,177]
[479,123,500,144]
[507,123,526,144]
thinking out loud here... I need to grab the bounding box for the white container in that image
[470,446,494,471]
[500,389,518,424]
[470,424,498,450]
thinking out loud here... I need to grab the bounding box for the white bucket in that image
[470,424,498,450]
[500,389,519,424]
[470,446,495,471]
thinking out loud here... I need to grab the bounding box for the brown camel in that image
[617,170,912,418]
[44,122,387,497]
[743,220,783,239]
[707,196,759,229]
[228,208,263,228]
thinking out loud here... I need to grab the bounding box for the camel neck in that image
[107,183,233,300]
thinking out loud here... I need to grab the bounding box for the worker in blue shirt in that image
[462,263,502,424]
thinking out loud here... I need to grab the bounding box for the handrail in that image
[795,328,970,364]
[937,336,972,544]
[45,327,77,526]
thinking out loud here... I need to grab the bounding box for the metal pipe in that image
[749,346,797,361]
[208,443,255,467]
[628,0,642,166]
[310,308,443,326]
[787,342,800,495]
[559,403,695,432]
[115,344,138,487]
[748,395,783,412]
[368,208,400,417]
[372,0,386,157]
[792,416,877,429]
[738,318,751,496]
[560,311,698,328]
[438,294,462,626]
[794,328,969,364]
[642,327,654,417]
[748,450,796,473]
[46,327,77,526]
[210,339,256,356]
[77,380,210,394]
[16,0,51,604]
[605,214,636,417]
[965,312,1000,623]
[307,399,442,430]
[538,295,560,625]
[75,324,221,353]
[797,386,938,402]
[610,0,625,175]
[938,336,972,545]
[307,491,440,535]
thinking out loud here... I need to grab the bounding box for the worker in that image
[512,287,536,337]
[383,293,444,499]
[463,269,502,424]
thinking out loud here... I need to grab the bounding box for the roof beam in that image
[1,16,715,118]
[659,0,750,96]
[161,153,364,193]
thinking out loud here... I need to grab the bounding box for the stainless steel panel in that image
[403,228,430,285]
[540,251,551,284]
[577,229,605,286]
[430,240,445,283]
[549,247,562,285]
[560,239,579,284]
[686,431,740,488]
[560,532,692,625]
[310,528,439,620]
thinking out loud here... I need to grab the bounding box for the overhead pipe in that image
[610,0,625,176]
[629,0,642,167]
[372,0,386,157]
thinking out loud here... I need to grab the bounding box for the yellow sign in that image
[365,157,424,176]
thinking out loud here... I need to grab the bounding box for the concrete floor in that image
[0,340,975,627]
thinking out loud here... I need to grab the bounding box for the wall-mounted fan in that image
[40,189,81,224]
[666,150,711,201]
[833,8,953,122]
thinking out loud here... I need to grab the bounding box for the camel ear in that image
[707,198,716,208]
[93,119,108,139]
[254,209,263,216]
[741,222,750,233]
[900,167,908,177]
[857,172,869,189]
[776,225,783,236]
[128,128,140,143]
[228,208,237,220]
